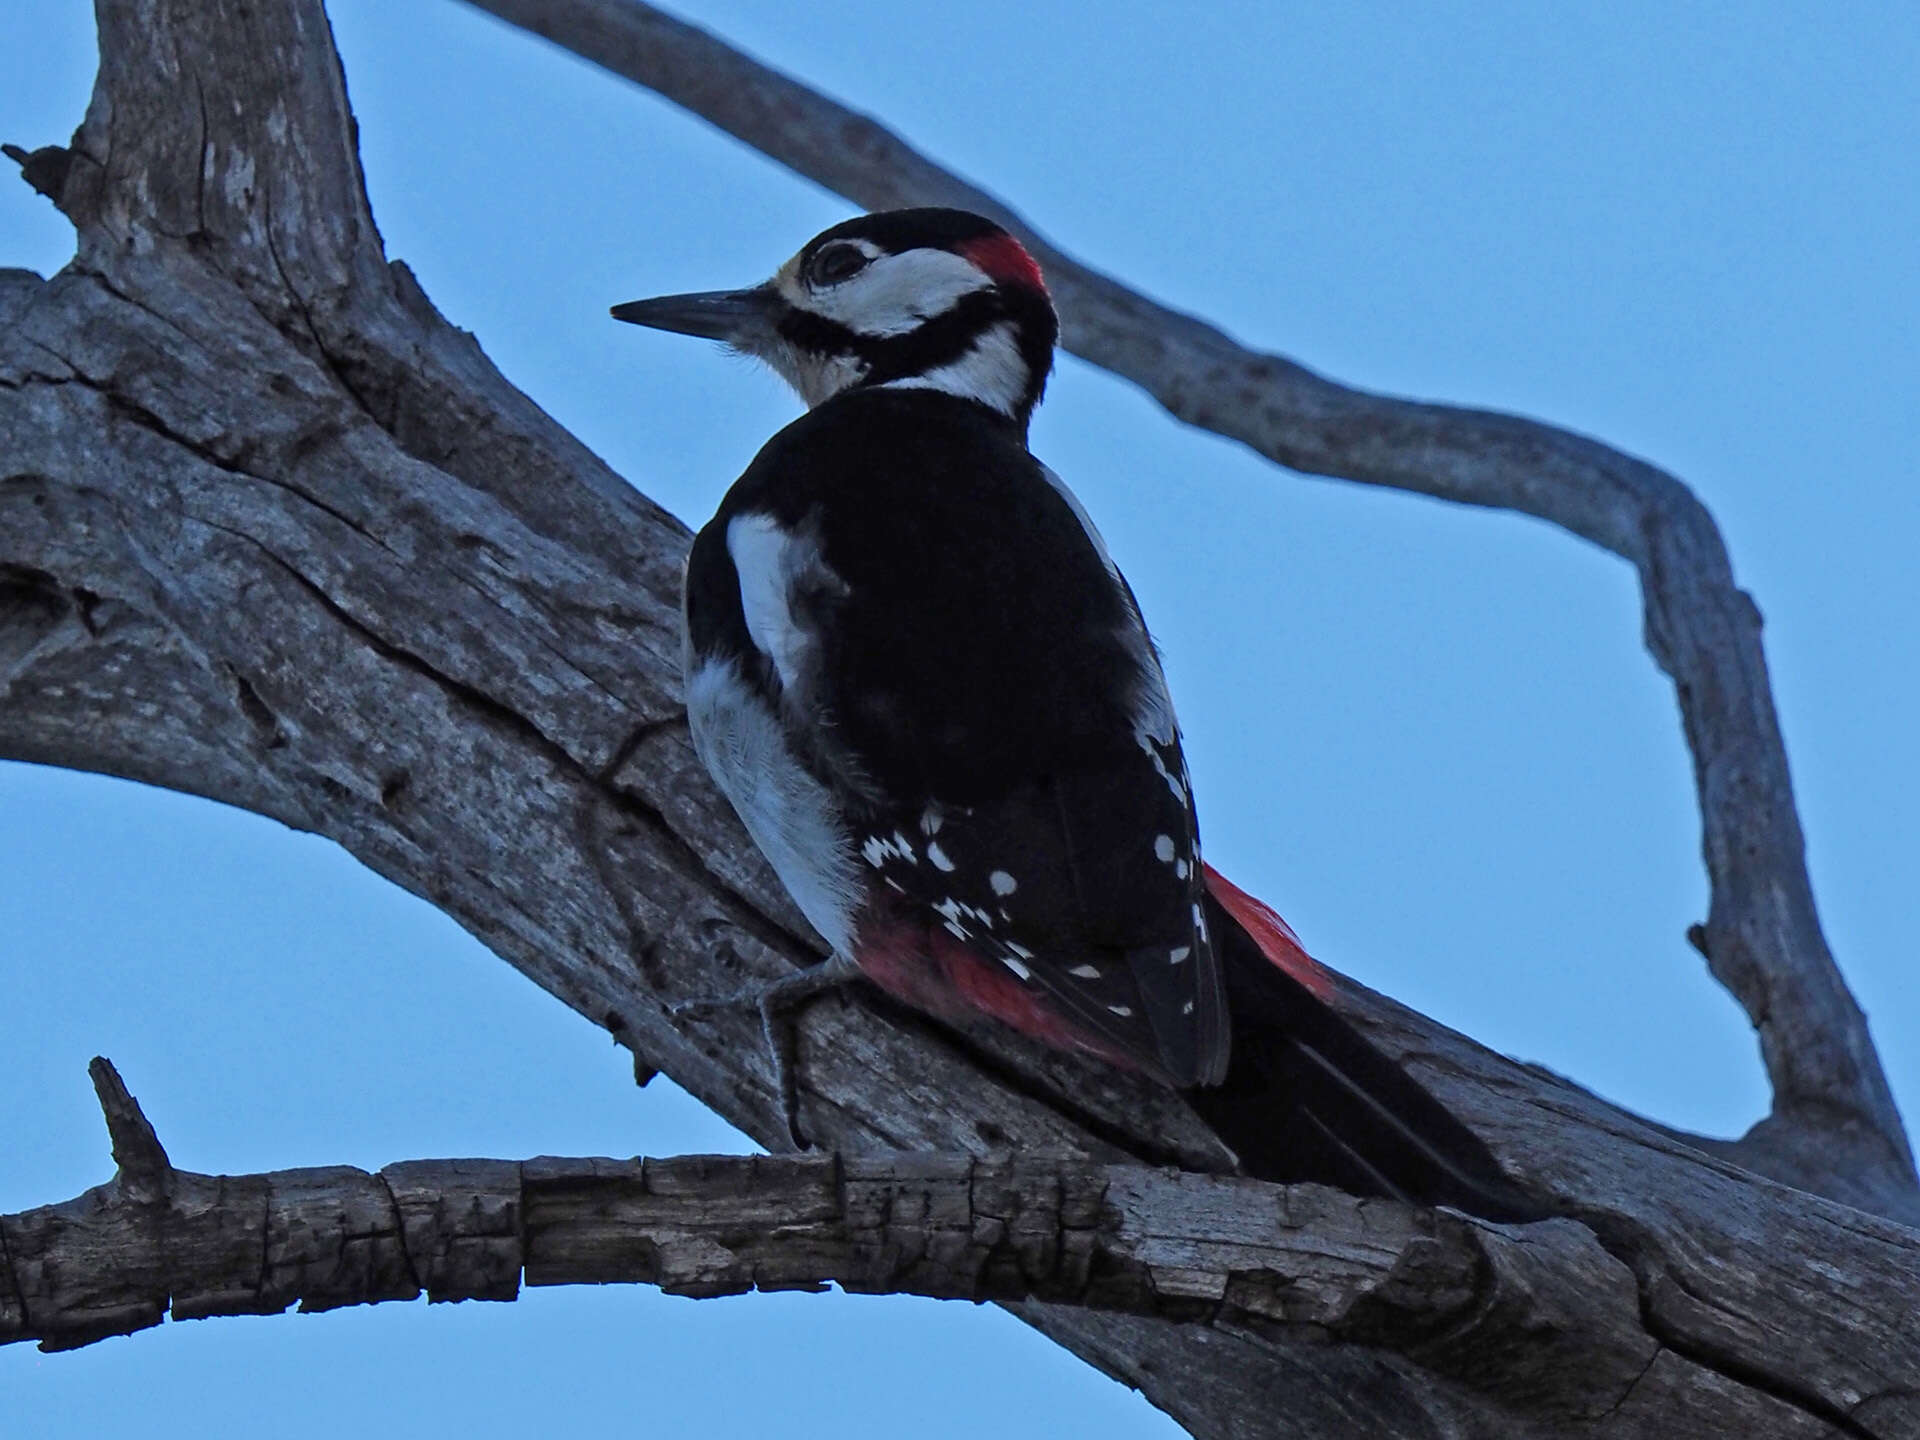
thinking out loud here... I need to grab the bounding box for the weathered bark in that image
[0,1060,1894,1440]
[8,1064,1601,1356]
[1,2,1913,1437]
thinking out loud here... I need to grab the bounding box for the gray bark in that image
[0,2,1913,1437]
[3,1060,1905,1440]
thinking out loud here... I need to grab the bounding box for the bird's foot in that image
[670,952,864,1149]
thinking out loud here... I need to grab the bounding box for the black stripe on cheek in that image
[777,308,866,357]
[776,293,1009,377]
[857,292,1010,385]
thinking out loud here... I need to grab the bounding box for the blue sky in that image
[3,3,1915,1435]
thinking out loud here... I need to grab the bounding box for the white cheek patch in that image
[883,321,1028,417]
[806,249,994,337]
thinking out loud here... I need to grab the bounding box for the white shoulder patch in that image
[726,512,839,692]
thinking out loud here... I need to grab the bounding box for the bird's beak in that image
[609,285,779,348]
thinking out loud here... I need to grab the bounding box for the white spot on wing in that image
[927,841,955,872]
[862,831,916,867]
[1068,964,1101,980]
[1107,1005,1134,1018]
[1169,946,1190,965]
[1140,731,1188,802]
[1154,834,1175,863]
[1002,955,1032,981]
[989,870,1017,895]
[935,899,995,932]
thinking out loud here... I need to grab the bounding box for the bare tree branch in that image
[454,0,1914,1206]
[3,1,1918,1435]
[4,1060,1911,1440]
[4,1063,1539,1353]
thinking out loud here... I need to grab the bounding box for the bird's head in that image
[612,208,1057,431]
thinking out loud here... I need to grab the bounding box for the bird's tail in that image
[1185,867,1540,1222]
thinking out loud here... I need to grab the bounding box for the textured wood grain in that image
[2,2,1916,1436]
[0,1062,1862,1439]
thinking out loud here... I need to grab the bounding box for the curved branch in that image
[455,0,1913,1199]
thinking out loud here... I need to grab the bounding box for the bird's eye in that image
[809,245,871,287]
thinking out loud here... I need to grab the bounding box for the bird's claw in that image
[668,953,863,1150]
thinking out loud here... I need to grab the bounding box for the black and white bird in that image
[614,208,1533,1218]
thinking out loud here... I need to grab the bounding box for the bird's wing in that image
[852,734,1229,1086]
[684,391,1229,1084]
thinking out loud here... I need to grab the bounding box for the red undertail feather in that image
[1191,872,1542,1220]
[1202,864,1332,1000]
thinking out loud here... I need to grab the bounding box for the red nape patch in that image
[1203,864,1335,1001]
[960,233,1046,292]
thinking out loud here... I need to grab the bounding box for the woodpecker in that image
[614,208,1533,1219]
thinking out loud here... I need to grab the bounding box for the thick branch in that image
[455,0,1913,1203]
[3,2,1918,1436]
